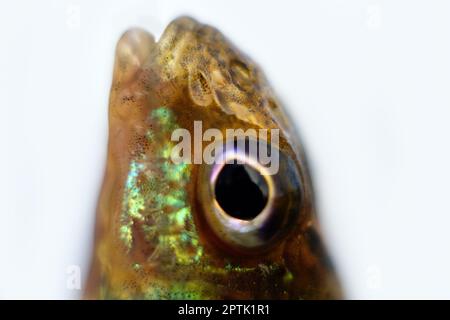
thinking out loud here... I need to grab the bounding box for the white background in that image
[1,0,450,299]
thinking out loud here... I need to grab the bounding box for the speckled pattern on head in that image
[85,16,342,299]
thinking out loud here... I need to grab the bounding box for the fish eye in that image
[197,137,303,253]
[214,163,269,221]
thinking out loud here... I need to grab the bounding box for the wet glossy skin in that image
[85,17,342,299]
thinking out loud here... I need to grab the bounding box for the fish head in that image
[85,16,342,300]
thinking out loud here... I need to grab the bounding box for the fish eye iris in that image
[214,163,269,220]
[198,137,303,251]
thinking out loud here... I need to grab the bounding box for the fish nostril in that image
[214,163,269,220]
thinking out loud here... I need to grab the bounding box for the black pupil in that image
[214,163,269,220]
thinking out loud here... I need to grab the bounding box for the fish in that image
[84,16,343,299]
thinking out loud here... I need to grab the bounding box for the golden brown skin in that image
[85,17,342,299]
